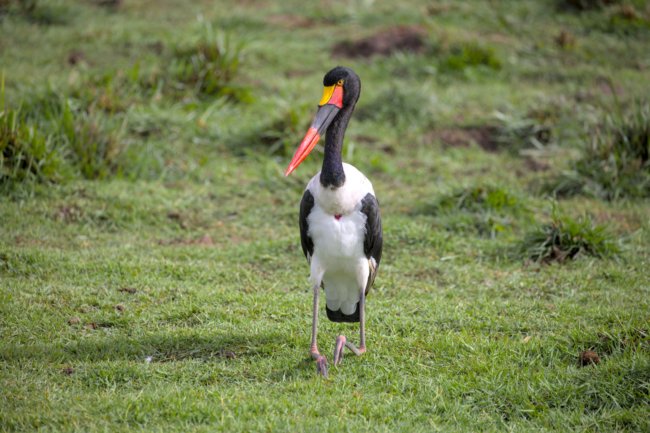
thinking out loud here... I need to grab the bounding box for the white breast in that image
[305,163,374,314]
[306,163,375,215]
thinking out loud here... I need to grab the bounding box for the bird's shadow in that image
[2,331,322,381]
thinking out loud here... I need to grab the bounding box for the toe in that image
[316,355,328,377]
[333,335,346,365]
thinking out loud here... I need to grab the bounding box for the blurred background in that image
[1,0,648,192]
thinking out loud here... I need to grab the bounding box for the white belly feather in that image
[306,164,374,314]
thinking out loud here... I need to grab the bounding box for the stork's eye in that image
[337,79,344,86]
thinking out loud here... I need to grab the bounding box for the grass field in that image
[1,0,649,431]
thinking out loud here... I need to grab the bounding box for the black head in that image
[323,66,361,108]
[284,66,361,179]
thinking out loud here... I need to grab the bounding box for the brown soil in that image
[555,30,576,49]
[118,287,137,294]
[55,204,84,223]
[91,0,122,8]
[595,77,624,96]
[561,0,617,11]
[147,41,165,55]
[592,210,644,233]
[167,211,188,229]
[67,50,85,66]
[524,157,550,172]
[219,350,237,360]
[158,234,214,247]
[267,14,316,29]
[332,25,427,58]
[428,126,500,152]
[579,350,600,366]
[85,321,112,330]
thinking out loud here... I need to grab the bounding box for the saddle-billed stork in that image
[284,66,383,376]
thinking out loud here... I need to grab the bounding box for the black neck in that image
[320,105,353,188]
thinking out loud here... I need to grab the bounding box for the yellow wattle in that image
[318,85,335,106]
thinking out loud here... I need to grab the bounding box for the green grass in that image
[517,205,621,262]
[549,100,650,200]
[1,0,650,432]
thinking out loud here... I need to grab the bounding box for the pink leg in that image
[310,283,328,377]
[333,289,367,365]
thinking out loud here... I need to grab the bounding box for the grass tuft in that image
[1,82,129,184]
[439,43,501,74]
[170,24,249,101]
[0,79,65,184]
[517,206,620,263]
[436,185,520,213]
[0,106,61,184]
[492,111,553,152]
[548,100,650,200]
[56,99,126,180]
[70,64,163,114]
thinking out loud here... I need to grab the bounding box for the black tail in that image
[326,304,359,323]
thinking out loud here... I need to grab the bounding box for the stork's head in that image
[284,67,360,176]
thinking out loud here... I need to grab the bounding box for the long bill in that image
[284,85,343,176]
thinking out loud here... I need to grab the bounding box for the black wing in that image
[360,193,383,292]
[299,189,315,262]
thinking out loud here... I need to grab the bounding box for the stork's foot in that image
[333,335,366,366]
[315,355,328,377]
[310,347,328,377]
[333,335,346,365]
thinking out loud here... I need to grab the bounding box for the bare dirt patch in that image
[167,211,188,229]
[591,209,645,233]
[579,350,600,366]
[67,50,85,66]
[91,0,122,9]
[555,30,576,49]
[118,287,137,294]
[54,204,84,223]
[267,14,316,29]
[524,157,550,172]
[332,26,427,58]
[427,126,499,151]
[147,41,165,55]
[595,77,624,97]
[157,234,214,247]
